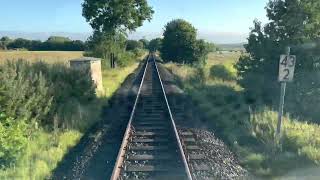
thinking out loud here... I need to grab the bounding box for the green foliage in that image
[82,0,153,68]
[167,57,320,176]
[235,0,320,123]
[249,109,277,152]
[0,37,12,50]
[161,19,197,64]
[139,39,149,49]
[205,42,217,52]
[85,31,126,61]
[148,38,162,52]
[0,60,52,128]
[210,64,237,81]
[3,36,85,51]
[250,109,320,165]
[0,113,28,167]
[160,19,210,65]
[47,36,71,43]
[116,51,137,67]
[126,40,143,51]
[0,130,81,179]
[187,67,206,88]
[82,0,154,33]
[0,60,96,130]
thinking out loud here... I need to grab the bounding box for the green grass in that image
[102,63,140,98]
[0,54,143,179]
[0,130,81,180]
[165,52,320,178]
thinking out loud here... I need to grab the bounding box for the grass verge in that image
[165,52,320,178]
[0,54,143,179]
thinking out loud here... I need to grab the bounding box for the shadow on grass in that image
[51,59,147,180]
[161,62,317,178]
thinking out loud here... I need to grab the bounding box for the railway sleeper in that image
[130,145,169,151]
[124,165,182,172]
[127,154,173,161]
[131,138,169,143]
[134,131,169,136]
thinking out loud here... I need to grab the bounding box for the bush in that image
[0,60,97,130]
[117,51,136,67]
[210,64,236,81]
[0,60,52,128]
[0,113,28,167]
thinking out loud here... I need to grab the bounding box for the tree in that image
[139,39,149,49]
[82,0,154,68]
[47,36,71,43]
[7,38,31,50]
[126,40,143,51]
[235,0,320,122]
[82,0,153,33]
[148,38,162,52]
[160,19,208,65]
[0,37,12,50]
[85,31,126,68]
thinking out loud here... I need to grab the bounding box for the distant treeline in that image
[0,36,85,51]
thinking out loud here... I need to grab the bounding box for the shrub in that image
[117,51,136,67]
[0,60,52,128]
[187,67,206,87]
[0,113,28,167]
[0,60,97,130]
[210,64,236,81]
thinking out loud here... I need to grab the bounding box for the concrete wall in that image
[70,58,104,94]
[90,61,104,92]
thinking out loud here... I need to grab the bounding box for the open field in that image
[207,51,241,65]
[0,51,84,64]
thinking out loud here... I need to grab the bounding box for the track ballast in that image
[110,54,192,180]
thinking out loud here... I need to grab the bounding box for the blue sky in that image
[0,0,269,43]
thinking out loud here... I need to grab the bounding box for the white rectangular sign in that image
[279,55,296,82]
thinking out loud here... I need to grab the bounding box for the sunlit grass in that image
[165,51,320,178]
[102,63,140,98]
[0,51,84,64]
[0,130,82,180]
[0,53,144,179]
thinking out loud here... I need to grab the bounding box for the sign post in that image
[276,47,296,145]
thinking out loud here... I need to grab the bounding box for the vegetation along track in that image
[111,53,193,180]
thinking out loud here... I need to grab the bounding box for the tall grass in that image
[0,51,83,64]
[0,130,81,179]
[165,52,320,177]
[0,54,142,179]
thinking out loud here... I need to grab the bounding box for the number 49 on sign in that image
[279,55,296,82]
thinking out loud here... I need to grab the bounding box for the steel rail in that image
[110,54,151,180]
[152,54,193,180]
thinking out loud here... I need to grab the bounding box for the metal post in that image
[275,47,290,144]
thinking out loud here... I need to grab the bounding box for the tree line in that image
[0,36,86,51]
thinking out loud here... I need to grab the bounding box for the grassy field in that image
[0,51,84,64]
[0,51,143,179]
[165,52,320,178]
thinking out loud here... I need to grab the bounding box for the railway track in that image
[110,54,192,180]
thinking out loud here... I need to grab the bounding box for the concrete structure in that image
[70,57,104,93]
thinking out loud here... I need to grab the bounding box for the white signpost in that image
[276,47,296,144]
